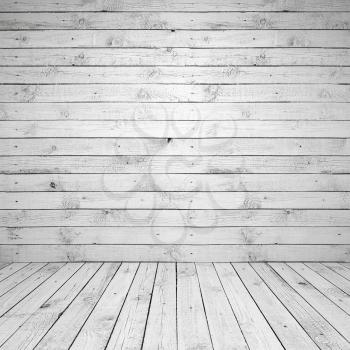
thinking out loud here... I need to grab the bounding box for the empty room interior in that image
[0,0,350,349]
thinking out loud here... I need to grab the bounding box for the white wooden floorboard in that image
[35,263,119,350]
[177,263,213,350]
[252,263,350,350]
[215,263,283,350]
[1,263,100,350]
[105,263,157,350]
[196,263,248,350]
[288,263,350,315]
[0,262,348,349]
[142,262,177,350]
[0,263,47,297]
[306,263,350,295]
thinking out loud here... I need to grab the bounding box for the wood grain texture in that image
[0,263,46,297]
[142,262,177,350]
[2,209,350,227]
[2,191,350,209]
[1,103,349,121]
[1,12,350,30]
[70,263,138,350]
[196,262,248,349]
[1,30,349,49]
[0,2,349,262]
[0,263,78,346]
[1,84,348,103]
[35,263,119,350]
[1,227,350,245]
[270,263,350,341]
[252,263,350,350]
[288,263,350,314]
[234,263,319,349]
[105,263,157,350]
[1,155,349,174]
[2,121,350,138]
[2,138,350,156]
[177,263,213,349]
[215,263,283,350]
[2,66,350,84]
[1,263,101,350]
[2,174,349,191]
[0,245,349,263]
[1,0,349,12]
[1,48,349,66]
[1,262,350,349]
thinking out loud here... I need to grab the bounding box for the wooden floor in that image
[0,262,349,349]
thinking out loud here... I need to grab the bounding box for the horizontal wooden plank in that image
[1,12,350,31]
[2,191,349,209]
[2,227,349,245]
[2,66,349,84]
[1,48,349,66]
[2,174,349,192]
[1,12,349,30]
[1,0,349,12]
[1,84,348,103]
[1,156,349,174]
[2,138,349,156]
[1,245,349,263]
[2,121,350,139]
[1,103,349,121]
[1,209,350,227]
[1,30,349,48]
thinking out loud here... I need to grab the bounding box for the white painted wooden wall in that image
[0,0,349,261]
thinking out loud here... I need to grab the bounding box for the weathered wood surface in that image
[2,121,350,138]
[2,66,350,84]
[0,1,349,262]
[1,30,349,49]
[1,103,349,121]
[1,48,349,66]
[1,209,350,227]
[2,244,350,262]
[1,12,349,30]
[1,84,349,103]
[2,191,350,209]
[2,138,350,156]
[1,0,350,11]
[1,155,349,174]
[3,262,350,349]
[2,174,350,191]
[1,227,349,245]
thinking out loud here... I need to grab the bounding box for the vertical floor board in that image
[143,262,177,350]
[0,263,9,270]
[270,263,350,341]
[105,263,157,350]
[306,263,350,295]
[177,263,213,350]
[1,263,100,350]
[0,263,28,282]
[323,263,350,281]
[35,263,119,350]
[288,263,350,314]
[0,263,46,297]
[252,263,350,350]
[196,263,248,350]
[233,263,319,350]
[215,263,283,350]
[342,263,350,270]
[0,263,78,347]
[0,263,62,317]
[70,263,138,350]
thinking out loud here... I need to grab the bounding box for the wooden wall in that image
[0,0,349,262]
